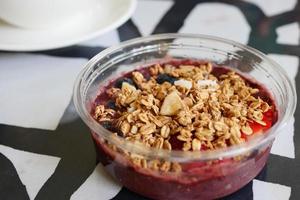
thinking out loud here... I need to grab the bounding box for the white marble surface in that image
[71,164,121,200]
[0,53,87,130]
[179,3,251,44]
[0,145,60,199]
[132,0,174,36]
[276,22,300,45]
[253,180,291,200]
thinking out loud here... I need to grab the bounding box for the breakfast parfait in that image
[91,60,277,199]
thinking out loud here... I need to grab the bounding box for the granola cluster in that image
[93,62,273,172]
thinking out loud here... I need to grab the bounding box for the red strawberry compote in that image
[91,60,277,200]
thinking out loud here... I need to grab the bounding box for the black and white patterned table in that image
[0,0,299,199]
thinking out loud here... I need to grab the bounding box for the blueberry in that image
[156,74,177,84]
[100,121,119,133]
[100,121,113,129]
[100,121,122,135]
[114,77,134,88]
[107,100,116,109]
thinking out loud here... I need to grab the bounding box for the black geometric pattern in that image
[0,0,299,199]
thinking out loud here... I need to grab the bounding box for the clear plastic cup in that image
[73,34,296,200]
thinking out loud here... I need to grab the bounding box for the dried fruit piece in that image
[160,125,170,138]
[160,91,183,116]
[192,138,201,151]
[197,80,218,87]
[174,79,192,90]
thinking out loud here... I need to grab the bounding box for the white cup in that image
[0,0,101,29]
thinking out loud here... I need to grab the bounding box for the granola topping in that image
[92,60,276,172]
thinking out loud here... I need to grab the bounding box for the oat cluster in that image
[94,62,271,154]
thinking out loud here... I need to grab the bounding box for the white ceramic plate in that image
[0,0,136,52]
